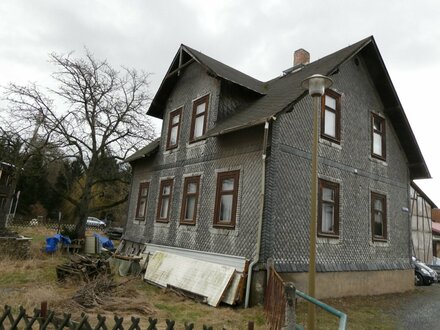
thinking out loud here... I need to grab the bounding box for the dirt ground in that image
[0,226,265,329]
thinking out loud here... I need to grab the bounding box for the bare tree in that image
[2,50,155,237]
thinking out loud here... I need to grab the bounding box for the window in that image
[321,90,341,143]
[135,182,149,220]
[156,179,173,222]
[371,113,386,160]
[371,192,387,240]
[190,95,209,141]
[318,179,340,237]
[180,176,201,224]
[166,108,182,150]
[214,170,240,228]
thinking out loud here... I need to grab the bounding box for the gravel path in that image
[394,283,440,329]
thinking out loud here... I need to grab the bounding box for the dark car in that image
[426,263,440,277]
[412,257,438,286]
[105,226,124,240]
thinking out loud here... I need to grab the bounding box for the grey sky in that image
[1,0,439,205]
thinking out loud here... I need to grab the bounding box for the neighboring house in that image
[410,182,437,263]
[431,208,440,257]
[0,161,14,228]
[123,36,430,301]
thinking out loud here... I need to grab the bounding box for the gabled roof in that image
[139,36,430,179]
[147,44,265,119]
[411,182,438,209]
[206,37,371,137]
[124,138,160,163]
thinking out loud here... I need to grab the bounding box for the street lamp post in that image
[301,74,333,330]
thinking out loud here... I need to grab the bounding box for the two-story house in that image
[122,36,430,302]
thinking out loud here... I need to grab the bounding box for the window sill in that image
[209,226,239,237]
[155,219,170,224]
[371,238,389,247]
[213,223,235,229]
[164,145,179,154]
[318,233,339,239]
[320,137,342,150]
[133,219,146,225]
[179,221,196,226]
[187,138,206,148]
[370,155,387,166]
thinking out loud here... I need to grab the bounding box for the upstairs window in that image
[135,182,149,220]
[318,179,340,237]
[214,170,240,228]
[371,192,387,241]
[321,90,341,143]
[166,108,182,150]
[180,176,201,225]
[190,95,209,142]
[372,113,386,160]
[156,179,173,222]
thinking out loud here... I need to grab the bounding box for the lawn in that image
[0,226,417,329]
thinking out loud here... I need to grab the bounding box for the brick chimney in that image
[294,48,310,66]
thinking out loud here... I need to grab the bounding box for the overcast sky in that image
[0,0,439,206]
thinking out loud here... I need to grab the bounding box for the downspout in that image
[245,119,271,308]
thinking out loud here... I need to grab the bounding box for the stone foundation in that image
[279,269,414,299]
[0,236,32,259]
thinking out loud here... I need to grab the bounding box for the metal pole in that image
[307,95,319,330]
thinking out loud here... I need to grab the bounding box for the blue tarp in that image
[93,233,114,250]
[45,234,72,253]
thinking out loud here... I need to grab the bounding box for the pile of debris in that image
[73,275,117,307]
[56,254,111,282]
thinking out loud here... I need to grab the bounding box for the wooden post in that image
[283,282,296,329]
[40,301,47,318]
[248,320,254,330]
[266,258,274,285]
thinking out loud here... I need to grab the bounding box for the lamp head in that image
[301,74,333,97]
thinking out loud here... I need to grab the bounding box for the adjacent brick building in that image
[123,36,430,300]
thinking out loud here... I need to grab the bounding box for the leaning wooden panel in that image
[144,251,235,307]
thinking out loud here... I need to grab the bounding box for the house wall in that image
[410,186,433,263]
[263,56,412,275]
[124,63,264,259]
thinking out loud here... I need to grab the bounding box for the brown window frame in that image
[321,89,341,143]
[190,95,209,142]
[317,179,340,237]
[371,192,387,241]
[180,176,201,225]
[213,170,240,229]
[166,108,182,150]
[371,113,386,160]
[135,182,149,220]
[156,179,173,223]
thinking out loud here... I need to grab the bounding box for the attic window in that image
[190,95,209,142]
[166,108,182,150]
[371,113,386,160]
[321,89,341,143]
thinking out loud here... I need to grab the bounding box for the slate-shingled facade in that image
[123,36,430,300]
